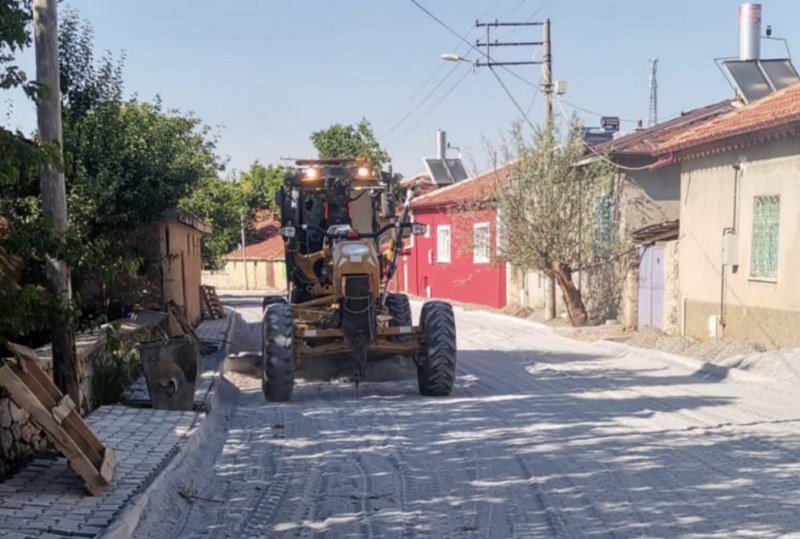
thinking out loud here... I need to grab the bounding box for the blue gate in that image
[638,245,665,329]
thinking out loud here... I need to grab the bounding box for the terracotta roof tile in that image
[411,166,508,209]
[226,218,285,260]
[594,100,732,156]
[660,82,800,153]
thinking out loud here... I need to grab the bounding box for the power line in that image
[379,0,510,138]
[386,67,473,148]
[489,66,537,131]
[380,61,462,139]
[553,95,657,172]
[408,0,538,90]
[559,97,638,124]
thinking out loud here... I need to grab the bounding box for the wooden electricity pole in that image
[33,0,79,403]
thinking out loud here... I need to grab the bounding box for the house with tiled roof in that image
[394,166,508,308]
[202,216,287,291]
[655,82,800,347]
[569,101,736,331]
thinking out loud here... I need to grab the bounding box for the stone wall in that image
[0,311,167,480]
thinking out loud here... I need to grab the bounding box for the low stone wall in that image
[0,311,167,480]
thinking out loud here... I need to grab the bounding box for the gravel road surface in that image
[137,294,800,539]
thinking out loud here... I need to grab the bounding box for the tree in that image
[180,175,244,268]
[310,118,389,170]
[494,118,613,326]
[239,161,283,213]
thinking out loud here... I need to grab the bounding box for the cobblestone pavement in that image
[0,406,197,538]
[0,311,235,539]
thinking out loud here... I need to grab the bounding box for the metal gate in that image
[638,245,665,329]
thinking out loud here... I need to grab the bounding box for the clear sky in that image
[5,1,799,178]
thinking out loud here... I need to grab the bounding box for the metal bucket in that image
[137,337,198,411]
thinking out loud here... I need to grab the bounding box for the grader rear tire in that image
[262,303,295,402]
[417,301,457,396]
[386,293,412,343]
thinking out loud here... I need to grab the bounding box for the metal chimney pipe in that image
[436,129,446,160]
[739,3,761,61]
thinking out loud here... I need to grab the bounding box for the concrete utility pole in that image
[240,213,249,290]
[33,0,79,402]
[475,17,557,319]
[541,19,557,321]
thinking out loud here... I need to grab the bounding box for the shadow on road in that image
[201,295,800,538]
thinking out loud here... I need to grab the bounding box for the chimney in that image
[739,3,761,61]
[436,129,446,160]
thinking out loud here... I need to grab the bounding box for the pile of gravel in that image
[627,326,696,355]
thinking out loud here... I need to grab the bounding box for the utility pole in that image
[475,17,557,319]
[33,0,79,403]
[240,213,249,290]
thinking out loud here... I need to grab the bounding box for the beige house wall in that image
[505,265,569,315]
[618,160,681,234]
[679,136,800,347]
[161,218,204,325]
[203,259,287,292]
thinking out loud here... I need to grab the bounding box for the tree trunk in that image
[552,262,588,326]
[34,0,80,404]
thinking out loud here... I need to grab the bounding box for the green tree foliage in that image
[495,118,613,326]
[1,6,222,340]
[239,161,283,212]
[180,175,244,268]
[310,118,389,170]
[0,0,63,342]
[181,161,285,269]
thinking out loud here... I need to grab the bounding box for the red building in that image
[394,167,507,309]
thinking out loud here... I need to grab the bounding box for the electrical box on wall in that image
[722,231,739,266]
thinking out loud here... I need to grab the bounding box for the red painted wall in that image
[402,207,506,309]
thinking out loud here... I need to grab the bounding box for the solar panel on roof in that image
[423,158,452,185]
[722,60,772,103]
[721,59,800,103]
[444,159,468,183]
[759,59,800,90]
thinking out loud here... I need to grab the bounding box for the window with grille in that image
[436,225,451,263]
[593,195,612,251]
[473,223,490,264]
[750,195,780,279]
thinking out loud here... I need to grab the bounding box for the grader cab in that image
[261,158,457,401]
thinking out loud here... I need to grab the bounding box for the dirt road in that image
[138,294,800,538]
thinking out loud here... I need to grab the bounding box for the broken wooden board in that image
[0,341,115,496]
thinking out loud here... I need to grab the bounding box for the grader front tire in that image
[262,303,295,402]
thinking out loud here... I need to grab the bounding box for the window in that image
[750,195,780,279]
[473,223,490,264]
[593,195,612,249]
[436,225,451,263]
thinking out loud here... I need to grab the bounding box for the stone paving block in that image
[0,406,199,538]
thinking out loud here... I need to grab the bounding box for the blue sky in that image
[4,0,799,178]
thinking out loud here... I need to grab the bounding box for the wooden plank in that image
[0,362,110,496]
[51,394,75,425]
[100,447,116,483]
[11,350,104,465]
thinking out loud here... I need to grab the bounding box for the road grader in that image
[261,157,456,401]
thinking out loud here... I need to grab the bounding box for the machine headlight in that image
[342,244,370,257]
